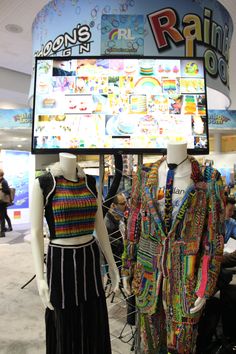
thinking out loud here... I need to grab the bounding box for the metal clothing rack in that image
[118,320,137,352]
[21,253,47,289]
[101,154,143,353]
[21,274,36,289]
[105,275,137,352]
[118,293,137,352]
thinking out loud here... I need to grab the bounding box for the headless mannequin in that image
[123,142,206,314]
[31,152,120,309]
[165,142,206,314]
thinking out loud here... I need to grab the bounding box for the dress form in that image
[159,142,191,200]
[51,153,92,246]
[31,152,120,309]
[123,142,206,313]
[166,141,188,165]
[59,152,78,182]
[165,142,206,313]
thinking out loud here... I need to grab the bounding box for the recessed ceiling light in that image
[5,24,23,34]
[17,145,22,148]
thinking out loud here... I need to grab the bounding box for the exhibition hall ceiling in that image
[0,0,235,152]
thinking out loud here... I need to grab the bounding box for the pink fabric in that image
[196,254,210,298]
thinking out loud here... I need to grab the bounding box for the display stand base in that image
[21,253,47,289]
[118,321,137,352]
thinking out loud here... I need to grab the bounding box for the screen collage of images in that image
[32,57,208,153]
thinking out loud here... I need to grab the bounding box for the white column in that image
[214,132,222,153]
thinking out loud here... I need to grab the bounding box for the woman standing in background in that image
[0,169,11,237]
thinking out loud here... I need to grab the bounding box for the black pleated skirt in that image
[45,237,111,354]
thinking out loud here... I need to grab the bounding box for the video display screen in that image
[32,56,209,154]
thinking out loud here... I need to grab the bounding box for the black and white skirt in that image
[45,237,111,354]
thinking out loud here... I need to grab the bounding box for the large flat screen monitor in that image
[32,56,209,155]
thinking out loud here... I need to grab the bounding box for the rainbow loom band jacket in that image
[122,156,225,317]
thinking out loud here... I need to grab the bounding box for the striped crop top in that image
[44,177,98,240]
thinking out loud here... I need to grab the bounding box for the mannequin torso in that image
[166,140,188,165]
[50,153,93,246]
[165,142,205,313]
[123,142,206,313]
[31,153,119,310]
[122,142,225,353]
[58,152,78,182]
[157,152,192,222]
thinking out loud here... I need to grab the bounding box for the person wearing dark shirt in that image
[104,193,127,270]
[5,208,12,232]
[221,250,236,268]
[0,169,11,237]
[196,247,236,353]
[218,198,236,345]
[224,197,236,244]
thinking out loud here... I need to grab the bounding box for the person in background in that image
[219,263,236,347]
[5,207,12,232]
[217,197,236,350]
[224,185,231,197]
[104,192,127,270]
[0,169,11,237]
[224,196,236,244]
[196,197,236,353]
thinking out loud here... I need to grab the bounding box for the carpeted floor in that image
[0,232,45,354]
[1,226,236,354]
[0,226,135,354]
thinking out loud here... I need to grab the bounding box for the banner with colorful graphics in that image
[1,150,31,224]
[2,150,30,209]
[101,14,144,55]
[0,109,32,128]
[32,0,233,101]
[208,110,236,129]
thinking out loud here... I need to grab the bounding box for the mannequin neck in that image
[59,153,78,181]
[166,142,188,166]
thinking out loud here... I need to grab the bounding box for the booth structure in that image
[10,0,236,353]
[31,0,233,107]
[29,0,235,159]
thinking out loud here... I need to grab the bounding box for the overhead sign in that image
[208,110,236,129]
[0,109,32,128]
[32,0,233,104]
[101,14,144,55]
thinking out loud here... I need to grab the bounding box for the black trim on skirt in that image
[45,237,111,354]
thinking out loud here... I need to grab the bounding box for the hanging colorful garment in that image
[122,156,225,354]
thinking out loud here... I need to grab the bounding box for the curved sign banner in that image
[208,110,236,129]
[0,109,32,128]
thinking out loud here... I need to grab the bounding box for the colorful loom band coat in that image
[122,156,225,354]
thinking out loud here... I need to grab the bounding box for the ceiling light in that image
[17,145,22,148]
[0,103,22,109]
[5,24,23,34]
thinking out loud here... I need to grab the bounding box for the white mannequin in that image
[166,140,188,165]
[31,152,120,309]
[123,142,206,314]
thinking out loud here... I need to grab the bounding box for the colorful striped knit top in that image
[45,177,97,240]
